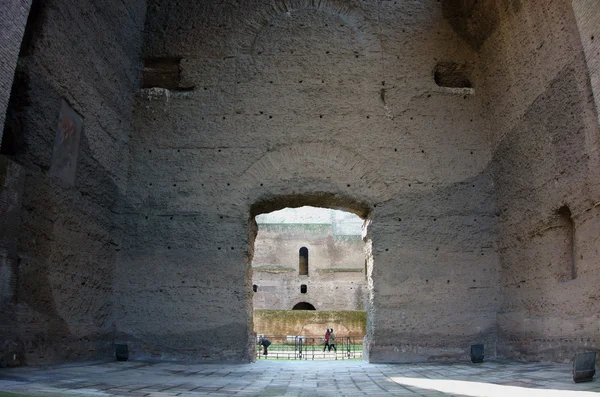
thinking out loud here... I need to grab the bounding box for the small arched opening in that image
[292,302,316,310]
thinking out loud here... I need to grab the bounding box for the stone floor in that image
[0,359,599,397]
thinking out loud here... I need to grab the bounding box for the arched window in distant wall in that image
[299,247,309,275]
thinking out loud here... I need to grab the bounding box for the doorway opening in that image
[249,198,372,361]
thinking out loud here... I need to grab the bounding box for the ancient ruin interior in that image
[1,0,600,367]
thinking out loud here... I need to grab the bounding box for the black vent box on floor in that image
[573,352,596,383]
[115,344,129,361]
[470,344,484,363]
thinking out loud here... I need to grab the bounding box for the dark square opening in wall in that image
[300,284,307,294]
[253,285,258,292]
[434,61,472,88]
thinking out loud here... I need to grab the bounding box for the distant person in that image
[258,336,271,356]
[323,328,331,352]
[328,329,337,352]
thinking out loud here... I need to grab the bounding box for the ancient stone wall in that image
[572,0,600,125]
[0,156,26,367]
[122,0,499,363]
[0,0,146,365]
[3,0,595,366]
[477,1,600,361]
[0,0,31,141]
[252,223,367,311]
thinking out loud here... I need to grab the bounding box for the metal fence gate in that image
[256,335,363,360]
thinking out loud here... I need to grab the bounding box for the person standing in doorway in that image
[328,329,337,352]
[323,329,331,352]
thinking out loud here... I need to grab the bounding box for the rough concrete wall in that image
[252,223,367,311]
[441,0,502,51]
[0,0,146,365]
[572,0,600,125]
[0,0,31,142]
[478,1,600,361]
[121,0,499,363]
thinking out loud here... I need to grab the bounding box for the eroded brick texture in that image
[573,0,600,125]
[0,0,32,141]
[0,0,146,366]
[120,0,498,363]
[477,1,600,361]
[0,157,25,367]
[1,0,599,367]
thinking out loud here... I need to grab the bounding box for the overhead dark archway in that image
[292,302,316,310]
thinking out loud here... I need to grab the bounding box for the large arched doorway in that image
[249,194,373,361]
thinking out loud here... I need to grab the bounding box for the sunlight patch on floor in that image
[390,377,597,396]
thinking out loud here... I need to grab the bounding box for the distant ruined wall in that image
[476,1,600,362]
[123,0,499,363]
[0,0,146,365]
[252,223,367,311]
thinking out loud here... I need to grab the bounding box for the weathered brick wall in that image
[572,0,600,125]
[0,0,32,142]
[477,1,600,362]
[0,0,146,366]
[4,0,595,366]
[120,0,500,363]
[0,156,25,367]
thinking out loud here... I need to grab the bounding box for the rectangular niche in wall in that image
[300,284,307,294]
[556,205,576,281]
[49,98,83,185]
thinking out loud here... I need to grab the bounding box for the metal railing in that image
[256,335,363,360]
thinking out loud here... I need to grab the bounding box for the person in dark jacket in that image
[323,329,331,352]
[258,336,271,356]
